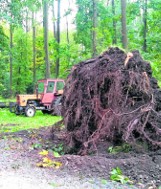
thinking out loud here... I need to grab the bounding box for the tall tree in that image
[112,0,117,45]
[92,0,97,57]
[55,0,61,78]
[43,0,50,78]
[9,24,13,97]
[32,11,36,83]
[143,0,147,52]
[75,0,93,55]
[52,0,57,39]
[121,0,127,50]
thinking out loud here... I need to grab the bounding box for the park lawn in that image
[0,108,61,133]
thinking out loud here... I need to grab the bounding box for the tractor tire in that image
[51,96,62,116]
[25,106,36,117]
[15,105,21,115]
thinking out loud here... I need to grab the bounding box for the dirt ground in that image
[0,126,161,189]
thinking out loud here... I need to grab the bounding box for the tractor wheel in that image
[25,106,36,117]
[51,96,62,116]
[14,104,21,115]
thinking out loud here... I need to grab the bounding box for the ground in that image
[0,125,161,189]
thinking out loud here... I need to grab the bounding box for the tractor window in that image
[47,81,55,93]
[56,81,64,90]
[38,82,45,93]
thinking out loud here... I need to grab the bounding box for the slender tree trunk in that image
[56,0,61,78]
[43,0,50,79]
[112,0,117,45]
[25,9,29,33]
[32,11,36,84]
[143,0,147,52]
[92,0,97,58]
[121,0,127,50]
[9,24,13,97]
[52,0,57,39]
[66,14,70,45]
[66,0,71,67]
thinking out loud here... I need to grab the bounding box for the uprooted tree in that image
[61,47,161,155]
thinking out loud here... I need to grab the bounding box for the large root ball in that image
[61,47,161,155]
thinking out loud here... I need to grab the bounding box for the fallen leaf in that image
[39,150,48,156]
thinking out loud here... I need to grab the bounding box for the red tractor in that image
[11,79,65,117]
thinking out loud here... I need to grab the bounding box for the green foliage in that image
[12,28,32,94]
[52,143,64,155]
[0,25,9,97]
[110,167,131,184]
[108,143,132,154]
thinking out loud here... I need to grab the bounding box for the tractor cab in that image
[37,79,65,105]
[12,78,65,117]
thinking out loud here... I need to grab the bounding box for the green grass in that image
[0,108,61,133]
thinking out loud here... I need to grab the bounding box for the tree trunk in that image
[92,0,97,58]
[32,11,36,84]
[66,13,70,45]
[112,0,117,45]
[25,9,29,33]
[56,0,61,78]
[43,0,50,79]
[143,0,147,52]
[52,0,57,39]
[121,0,127,50]
[9,24,13,97]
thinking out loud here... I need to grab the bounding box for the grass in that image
[0,108,62,133]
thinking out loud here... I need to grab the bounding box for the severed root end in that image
[124,52,134,67]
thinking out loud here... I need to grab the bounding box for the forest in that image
[0,0,161,98]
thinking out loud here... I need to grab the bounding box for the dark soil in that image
[1,126,161,188]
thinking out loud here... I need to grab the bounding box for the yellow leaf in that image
[36,162,49,168]
[39,150,48,156]
[43,157,52,164]
[53,161,62,169]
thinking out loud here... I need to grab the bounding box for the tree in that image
[32,11,36,84]
[92,0,97,57]
[55,0,61,78]
[112,0,117,45]
[143,0,147,52]
[43,0,50,78]
[121,0,127,50]
[52,0,57,39]
[9,24,13,97]
[0,25,9,97]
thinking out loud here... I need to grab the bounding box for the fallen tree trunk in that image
[61,47,161,155]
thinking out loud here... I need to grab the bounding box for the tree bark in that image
[25,9,29,33]
[32,11,36,84]
[9,24,13,97]
[43,0,50,79]
[66,12,70,45]
[112,0,117,45]
[92,0,97,58]
[52,0,57,39]
[143,0,147,52]
[121,0,127,50]
[56,0,61,78]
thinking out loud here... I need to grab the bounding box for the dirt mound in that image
[61,47,161,155]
